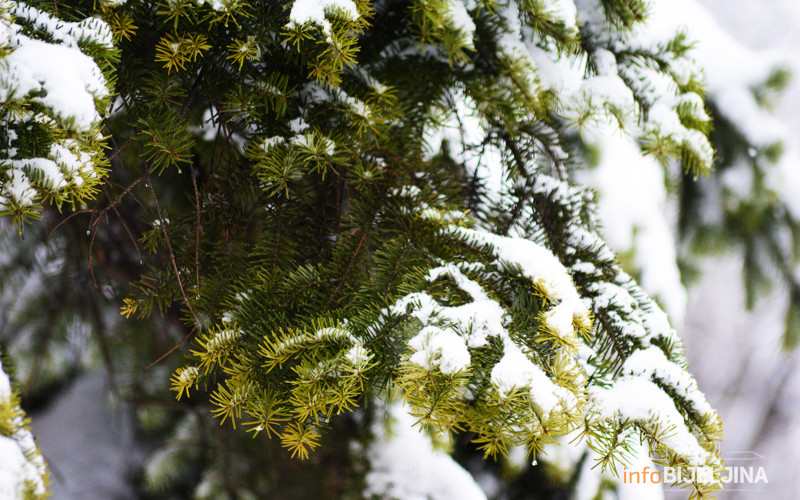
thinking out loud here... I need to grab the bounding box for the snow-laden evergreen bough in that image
[0,353,48,499]
[0,1,115,228]
[575,0,800,351]
[0,0,755,498]
[162,0,721,496]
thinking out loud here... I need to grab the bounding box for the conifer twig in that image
[143,163,202,369]
[192,169,202,294]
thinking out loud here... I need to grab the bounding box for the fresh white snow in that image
[0,356,48,499]
[364,403,488,500]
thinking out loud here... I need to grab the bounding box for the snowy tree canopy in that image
[3,0,799,498]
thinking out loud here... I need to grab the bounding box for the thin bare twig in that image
[143,163,202,369]
[101,181,143,262]
[192,169,202,293]
[48,209,94,238]
[108,137,134,162]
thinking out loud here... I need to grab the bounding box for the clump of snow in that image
[11,158,65,190]
[1,3,112,213]
[445,0,476,48]
[490,344,576,416]
[575,129,688,324]
[622,346,715,417]
[287,0,360,37]
[3,168,36,206]
[392,263,509,350]
[409,326,471,375]
[345,343,369,365]
[4,38,108,131]
[543,303,577,339]
[0,356,48,499]
[364,403,488,500]
[449,226,589,318]
[289,117,309,134]
[0,439,33,500]
[11,3,114,49]
[197,0,228,10]
[548,0,578,30]
[590,377,710,465]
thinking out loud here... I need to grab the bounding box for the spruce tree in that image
[9,0,798,498]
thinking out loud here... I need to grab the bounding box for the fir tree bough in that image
[0,1,115,228]
[4,0,779,498]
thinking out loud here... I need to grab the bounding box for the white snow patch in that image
[622,346,715,417]
[392,263,509,349]
[0,357,48,498]
[409,326,471,375]
[287,0,359,37]
[365,403,488,500]
[590,378,710,465]
[575,128,687,325]
[4,37,109,131]
[450,226,589,317]
[490,344,575,416]
[445,0,476,47]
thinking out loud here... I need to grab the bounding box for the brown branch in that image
[500,130,530,180]
[48,209,94,238]
[145,328,196,371]
[101,181,143,262]
[143,163,203,369]
[322,230,368,312]
[192,169,202,293]
[108,137,134,162]
[82,177,145,287]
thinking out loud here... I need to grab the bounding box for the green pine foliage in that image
[6,0,784,498]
